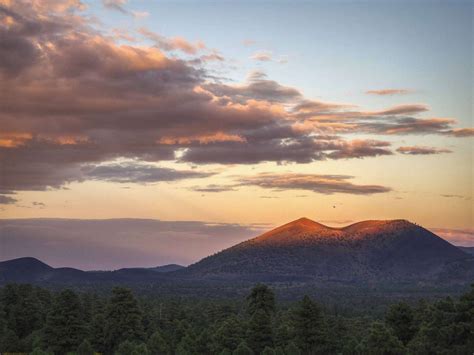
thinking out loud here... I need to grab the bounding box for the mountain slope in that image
[0,258,176,285]
[183,218,471,282]
[459,247,474,256]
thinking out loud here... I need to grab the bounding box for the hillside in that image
[459,247,474,256]
[0,258,178,285]
[183,218,472,282]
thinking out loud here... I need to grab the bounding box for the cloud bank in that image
[0,0,471,199]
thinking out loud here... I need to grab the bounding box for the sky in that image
[0,0,473,267]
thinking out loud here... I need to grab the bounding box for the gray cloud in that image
[325,140,392,159]
[440,194,471,200]
[397,146,452,155]
[357,117,455,135]
[102,0,128,14]
[84,162,213,184]
[239,173,391,195]
[190,184,236,193]
[205,74,302,104]
[0,195,17,205]
[444,128,474,137]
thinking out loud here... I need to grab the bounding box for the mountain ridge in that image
[1,218,472,286]
[182,217,471,282]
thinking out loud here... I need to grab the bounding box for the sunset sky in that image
[0,0,473,264]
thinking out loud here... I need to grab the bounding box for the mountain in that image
[0,258,179,285]
[182,218,472,282]
[150,264,185,272]
[1,218,472,287]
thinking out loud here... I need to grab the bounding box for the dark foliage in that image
[0,283,473,354]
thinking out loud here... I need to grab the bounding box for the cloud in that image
[357,117,456,135]
[190,184,236,193]
[102,0,148,17]
[376,104,428,116]
[84,162,213,184]
[102,0,128,13]
[139,27,205,55]
[293,100,355,113]
[430,227,474,247]
[396,146,452,155]
[238,173,391,195]
[325,139,392,159]
[440,194,471,200]
[366,89,411,96]
[205,72,302,103]
[250,51,288,64]
[0,195,17,205]
[251,50,272,62]
[444,128,474,137]
[0,0,471,195]
[0,219,265,269]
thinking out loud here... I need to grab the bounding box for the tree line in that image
[0,283,472,354]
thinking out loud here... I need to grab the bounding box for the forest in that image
[0,283,472,355]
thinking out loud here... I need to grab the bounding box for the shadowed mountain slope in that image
[0,257,181,285]
[182,218,471,282]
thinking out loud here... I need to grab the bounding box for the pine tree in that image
[89,312,106,353]
[247,309,273,354]
[385,302,416,344]
[77,339,94,355]
[361,321,405,355]
[262,346,276,355]
[115,340,135,355]
[176,332,198,355]
[214,315,245,352]
[195,328,213,354]
[0,328,21,353]
[133,343,150,355]
[43,289,86,354]
[104,287,144,351]
[147,330,169,355]
[233,341,254,355]
[246,284,276,316]
[293,296,326,354]
[30,348,53,355]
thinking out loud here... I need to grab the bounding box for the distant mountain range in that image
[0,218,473,287]
[0,257,184,285]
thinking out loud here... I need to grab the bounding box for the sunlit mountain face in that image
[183,218,472,282]
[0,0,472,269]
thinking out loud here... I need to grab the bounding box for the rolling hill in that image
[182,218,472,282]
[0,257,182,285]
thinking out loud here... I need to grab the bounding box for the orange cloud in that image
[159,132,246,145]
